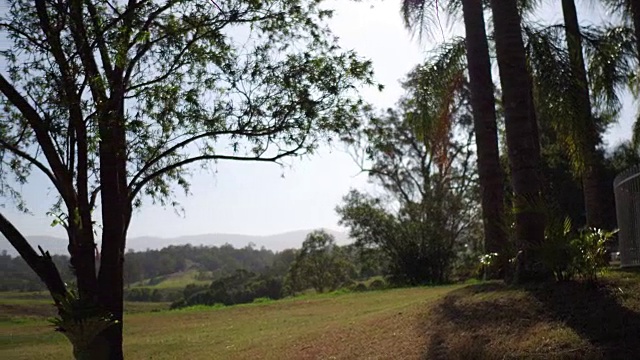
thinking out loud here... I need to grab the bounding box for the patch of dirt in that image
[0,303,57,318]
[283,303,430,359]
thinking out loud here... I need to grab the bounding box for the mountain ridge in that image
[0,228,351,257]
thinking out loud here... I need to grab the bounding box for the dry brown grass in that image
[422,269,640,360]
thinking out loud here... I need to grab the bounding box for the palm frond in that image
[400,0,443,41]
[524,24,589,175]
[582,25,637,114]
[404,37,468,166]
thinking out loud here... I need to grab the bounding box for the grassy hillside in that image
[1,269,639,359]
[131,269,212,289]
[0,291,169,322]
[1,285,459,360]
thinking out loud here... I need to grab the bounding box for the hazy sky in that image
[0,0,636,240]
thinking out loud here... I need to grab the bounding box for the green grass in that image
[0,285,462,359]
[131,269,212,290]
[2,269,639,359]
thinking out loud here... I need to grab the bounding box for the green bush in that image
[541,216,615,282]
[540,217,576,281]
[368,279,386,290]
[570,228,615,282]
[352,283,367,292]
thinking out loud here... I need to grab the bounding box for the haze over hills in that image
[0,229,351,257]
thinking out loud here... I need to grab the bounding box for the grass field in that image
[131,269,212,290]
[0,285,460,359]
[1,270,639,359]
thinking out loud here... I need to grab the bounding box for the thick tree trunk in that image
[489,0,549,283]
[461,0,508,276]
[561,0,604,229]
[94,101,130,359]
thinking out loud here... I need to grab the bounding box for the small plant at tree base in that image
[49,289,118,360]
[540,217,576,281]
[570,228,617,282]
[478,253,499,281]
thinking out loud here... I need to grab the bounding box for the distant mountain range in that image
[0,229,352,257]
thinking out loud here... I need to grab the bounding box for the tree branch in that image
[0,138,58,187]
[0,212,67,309]
[130,145,305,201]
[128,126,292,191]
[0,74,75,206]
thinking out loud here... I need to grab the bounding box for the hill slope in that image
[0,229,351,256]
[2,270,640,359]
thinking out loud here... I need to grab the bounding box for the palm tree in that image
[488,0,548,282]
[561,0,605,228]
[401,0,508,275]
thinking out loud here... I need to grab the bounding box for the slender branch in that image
[0,138,58,186]
[128,126,290,190]
[0,74,75,205]
[130,145,305,201]
[89,186,101,210]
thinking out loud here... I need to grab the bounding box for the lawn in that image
[0,285,460,360]
[2,270,639,359]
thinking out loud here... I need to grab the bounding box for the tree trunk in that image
[489,0,549,283]
[561,0,604,229]
[94,102,130,359]
[461,0,508,276]
[630,0,640,64]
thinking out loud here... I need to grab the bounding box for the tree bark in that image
[561,0,604,229]
[630,0,640,64]
[489,0,549,283]
[461,0,508,276]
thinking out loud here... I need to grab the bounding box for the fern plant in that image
[49,289,118,360]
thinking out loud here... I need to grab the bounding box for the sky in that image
[0,0,636,240]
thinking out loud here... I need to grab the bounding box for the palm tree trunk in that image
[561,0,604,229]
[630,0,640,63]
[460,0,507,276]
[489,0,549,282]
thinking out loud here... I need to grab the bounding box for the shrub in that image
[571,228,615,282]
[352,283,367,292]
[368,278,386,290]
[540,217,576,281]
[541,217,616,283]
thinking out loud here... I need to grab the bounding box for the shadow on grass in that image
[421,278,640,360]
[528,279,640,359]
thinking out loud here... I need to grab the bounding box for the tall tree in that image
[561,0,605,228]
[401,0,507,274]
[458,0,507,273]
[0,0,375,358]
[489,0,548,282]
[340,55,482,285]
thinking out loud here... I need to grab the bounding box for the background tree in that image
[285,230,354,294]
[0,0,376,357]
[338,55,482,285]
[401,0,508,276]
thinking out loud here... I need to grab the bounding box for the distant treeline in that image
[0,244,286,292]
